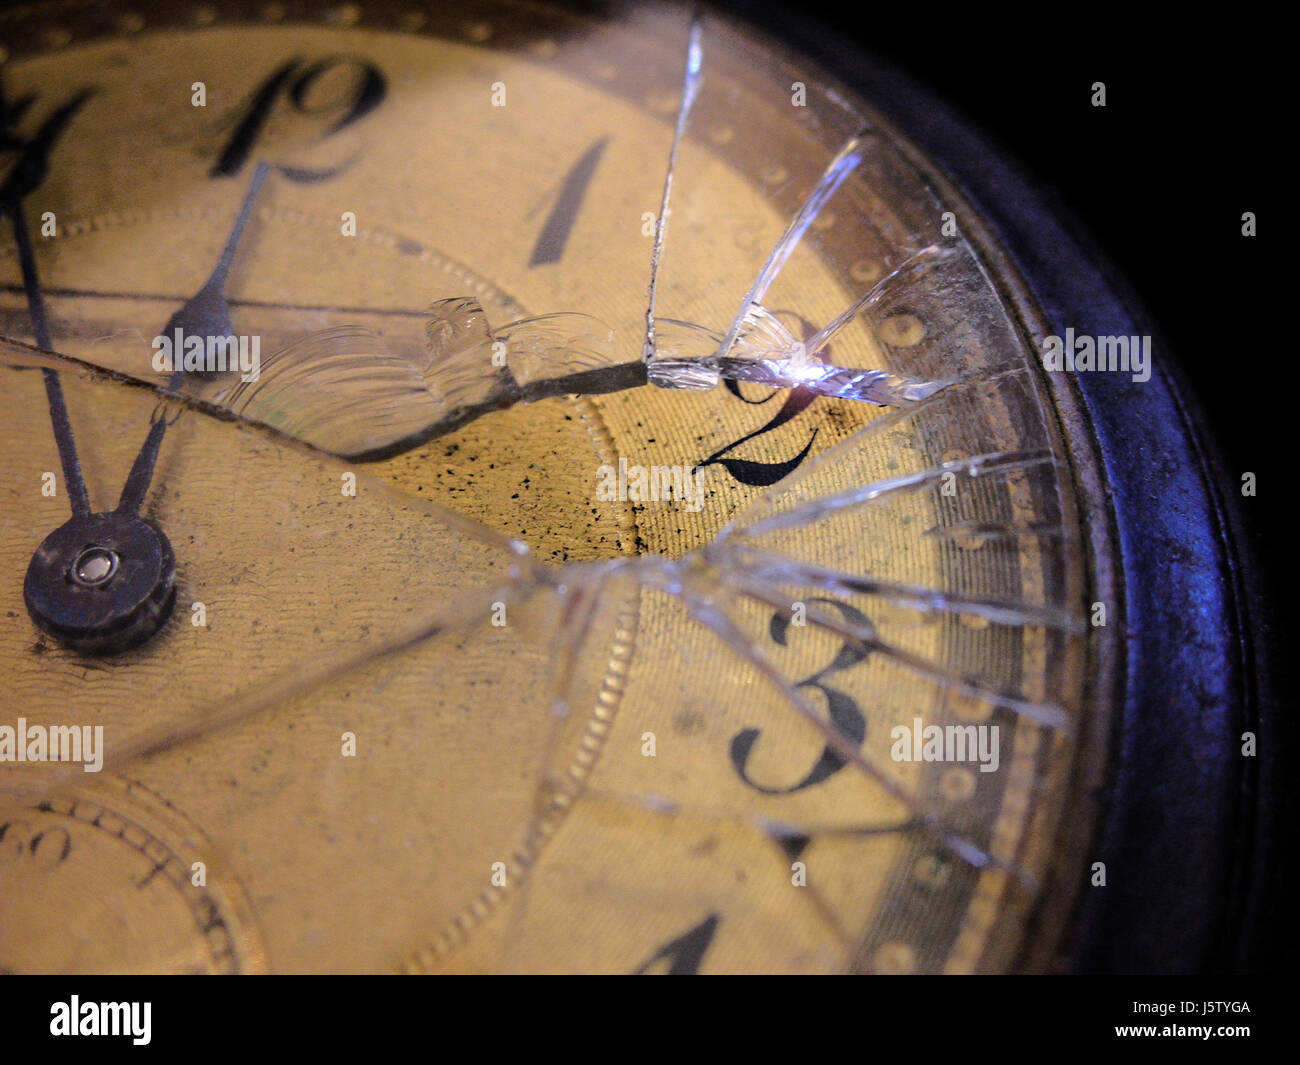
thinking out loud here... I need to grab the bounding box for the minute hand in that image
[161,161,270,386]
[116,162,272,515]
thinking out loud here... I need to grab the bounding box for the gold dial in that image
[1,1,1103,973]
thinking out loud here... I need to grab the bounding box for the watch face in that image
[0,2,1265,975]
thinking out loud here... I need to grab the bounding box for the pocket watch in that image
[0,0,1270,973]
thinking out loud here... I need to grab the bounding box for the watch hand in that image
[115,408,174,516]
[161,160,270,387]
[5,196,90,517]
[1,74,97,518]
[101,162,273,542]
